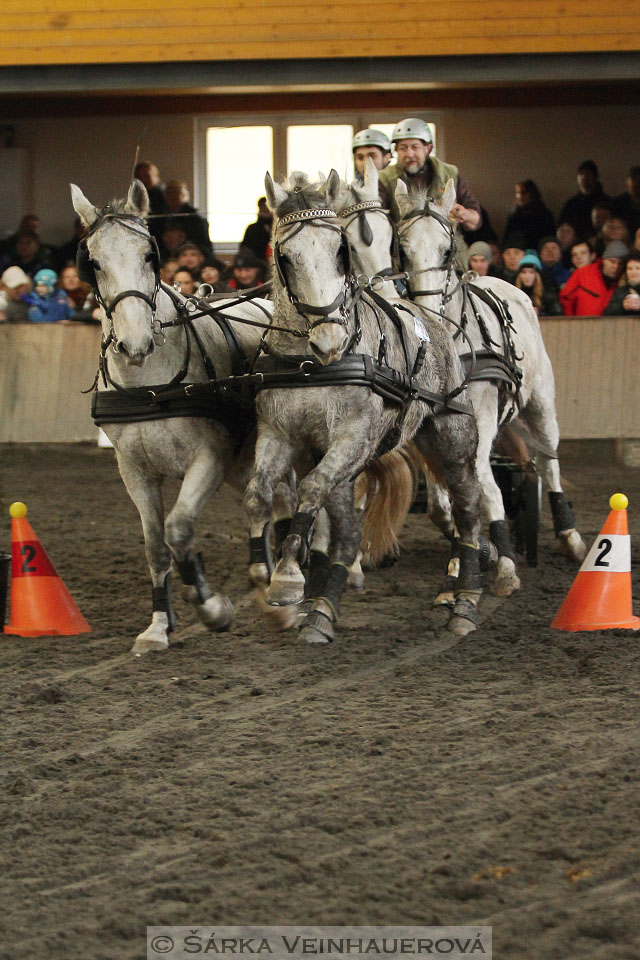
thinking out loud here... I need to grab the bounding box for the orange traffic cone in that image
[552,493,640,632]
[3,502,90,637]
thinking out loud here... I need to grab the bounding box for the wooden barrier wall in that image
[1,0,638,66]
[0,317,638,444]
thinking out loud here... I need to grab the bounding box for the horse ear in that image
[363,156,379,195]
[265,172,287,212]
[70,184,98,228]
[394,179,413,217]
[125,179,150,218]
[324,169,341,206]
[441,178,457,216]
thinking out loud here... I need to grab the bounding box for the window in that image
[196,113,441,250]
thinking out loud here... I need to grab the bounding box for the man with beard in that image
[379,117,481,232]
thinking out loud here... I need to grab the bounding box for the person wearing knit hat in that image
[466,241,492,276]
[26,268,74,323]
[0,265,32,322]
[515,251,561,316]
[560,240,628,316]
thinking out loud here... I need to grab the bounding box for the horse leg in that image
[299,479,361,644]
[416,412,483,636]
[116,455,174,655]
[521,386,587,562]
[267,434,369,607]
[165,449,233,632]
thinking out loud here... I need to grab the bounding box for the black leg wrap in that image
[176,550,212,604]
[307,549,331,599]
[248,522,273,575]
[151,572,176,633]
[273,517,292,558]
[477,534,495,571]
[548,491,576,536]
[316,563,350,621]
[284,511,315,566]
[452,596,479,626]
[489,519,516,561]
[457,542,483,591]
[442,537,462,590]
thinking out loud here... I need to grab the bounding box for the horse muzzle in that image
[308,322,349,366]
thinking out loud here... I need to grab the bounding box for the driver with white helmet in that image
[379,117,482,231]
[352,129,392,181]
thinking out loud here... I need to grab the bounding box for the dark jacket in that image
[502,200,555,252]
[559,186,609,238]
[603,283,640,316]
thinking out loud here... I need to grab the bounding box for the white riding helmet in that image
[391,118,433,145]
[352,129,391,153]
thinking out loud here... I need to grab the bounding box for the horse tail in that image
[357,443,424,567]
[494,421,533,471]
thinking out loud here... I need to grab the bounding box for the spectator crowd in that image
[1,151,639,324]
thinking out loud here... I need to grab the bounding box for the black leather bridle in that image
[397,200,461,308]
[77,211,162,349]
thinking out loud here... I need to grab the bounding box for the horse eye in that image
[92,260,102,271]
[144,251,155,263]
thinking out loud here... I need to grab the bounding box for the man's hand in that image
[449,203,481,231]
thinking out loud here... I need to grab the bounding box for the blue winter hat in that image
[34,268,58,289]
[518,251,542,271]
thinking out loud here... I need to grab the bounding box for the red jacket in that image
[559,260,616,316]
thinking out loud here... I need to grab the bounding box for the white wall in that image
[2,103,638,247]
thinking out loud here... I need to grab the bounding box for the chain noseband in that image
[273,206,355,331]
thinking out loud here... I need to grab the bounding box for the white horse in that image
[70,180,290,654]
[394,177,586,596]
[244,170,484,643]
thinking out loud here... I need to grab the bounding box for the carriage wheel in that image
[490,456,541,567]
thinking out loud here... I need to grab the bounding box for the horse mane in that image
[97,198,130,217]
[272,172,335,218]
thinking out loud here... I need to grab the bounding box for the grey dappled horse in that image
[394,177,586,596]
[244,170,484,643]
[71,180,289,653]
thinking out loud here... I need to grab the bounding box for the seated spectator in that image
[465,241,492,276]
[55,217,88,271]
[515,251,562,316]
[610,165,640,237]
[497,232,526,283]
[26,269,74,323]
[160,258,179,284]
[241,197,273,262]
[604,252,640,315]
[556,221,578,267]
[570,239,596,271]
[58,265,92,314]
[0,266,32,322]
[538,236,570,288]
[601,216,631,250]
[176,242,206,281]
[133,160,167,216]
[150,179,212,256]
[0,214,57,266]
[559,160,609,239]
[559,240,628,316]
[173,267,197,297]
[201,258,231,293]
[502,180,555,251]
[227,249,266,291]
[158,224,188,261]
[1,230,55,278]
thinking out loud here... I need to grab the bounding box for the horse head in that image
[395,177,458,311]
[338,157,395,285]
[265,169,352,365]
[70,180,159,365]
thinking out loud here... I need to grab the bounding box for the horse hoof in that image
[131,633,169,655]
[266,570,306,606]
[255,589,300,631]
[347,570,365,591]
[434,591,455,607]
[559,529,587,563]
[299,610,334,644]
[446,614,477,637]
[494,575,521,597]
[197,595,233,631]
